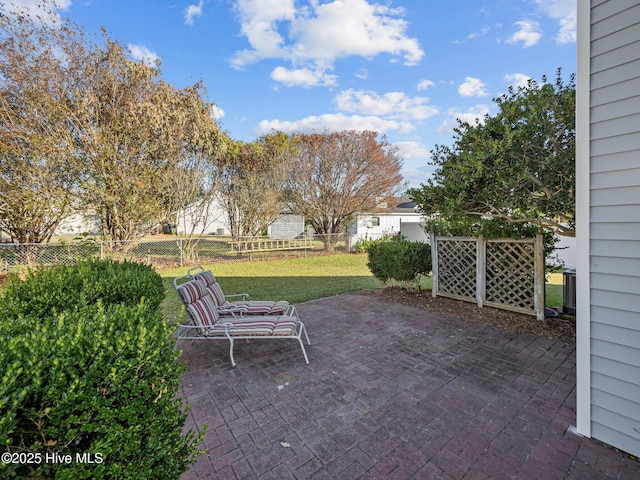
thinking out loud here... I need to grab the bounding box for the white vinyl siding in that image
[587,0,640,457]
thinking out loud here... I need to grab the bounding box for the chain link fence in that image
[0,233,353,274]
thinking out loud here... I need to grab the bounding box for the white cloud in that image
[210,105,225,122]
[128,44,161,66]
[394,141,430,160]
[355,69,369,80]
[436,105,491,134]
[185,0,204,26]
[232,0,424,85]
[288,0,423,66]
[335,89,438,121]
[417,79,435,91]
[458,77,488,97]
[232,0,296,67]
[504,73,531,90]
[535,0,576,44]
[402,164,437,187]
[0,0,71,25]
[507,20,542,48]
[256,113,415,136]
[271,66,338,87]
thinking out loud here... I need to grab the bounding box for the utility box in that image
[563,268,576,315]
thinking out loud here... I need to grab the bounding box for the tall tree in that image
[74,36,224,243]
[220,132,292,237]
[409,70,575,238]
[0,6,83,243]
[284,130,403,249]
[0,7,225,244]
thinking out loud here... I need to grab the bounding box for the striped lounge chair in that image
[187,266,290,316]
[173,275,310,367]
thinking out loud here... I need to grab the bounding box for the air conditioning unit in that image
[563,268,576,315]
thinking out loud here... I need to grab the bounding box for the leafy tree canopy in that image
[0,7,225,243]
[283,130,404,248]
[408,70,575,239]
[220,132,293,237]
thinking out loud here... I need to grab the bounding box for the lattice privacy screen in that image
[436,239,477,300]
[486,240,536,311]
[432,235,545,320]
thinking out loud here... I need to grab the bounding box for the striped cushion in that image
[177,281,206,305]
[186,295,220,333]
[192,270,216,287]
[212,319,277,336]
[203,283,226,306]
[272,317,297,336]
[269,301,289,315]
[235,300,289,315]
[236,301,272,315]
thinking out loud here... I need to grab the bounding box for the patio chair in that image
[173,275,310,367]
[187,266,290,316]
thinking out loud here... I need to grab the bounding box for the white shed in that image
[576,0,640,457]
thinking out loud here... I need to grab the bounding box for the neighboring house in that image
[177,198,304,239]
[576,0,640,457]
[55,211,101,236]
[348,198,429,248]
[175,197,229,236]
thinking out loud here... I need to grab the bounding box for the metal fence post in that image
[179,238,184,268]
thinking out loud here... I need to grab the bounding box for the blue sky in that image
[8,0,577,188]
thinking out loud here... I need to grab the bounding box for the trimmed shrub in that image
[0,260,202,479]
[0,259,165,328]
[367,235,432,288]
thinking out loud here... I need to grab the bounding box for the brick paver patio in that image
[178,291,639,479]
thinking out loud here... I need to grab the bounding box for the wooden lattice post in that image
[534,233,545,321]
[476,236,486,308]
[430,232,438,298]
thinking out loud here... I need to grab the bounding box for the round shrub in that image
[367,235,432,287]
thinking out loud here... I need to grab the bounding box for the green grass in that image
[160,253,382,323]
[545,272,564,308]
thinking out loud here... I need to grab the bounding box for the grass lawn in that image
[160,253,382,323]
[159,253,566,323]
[545,272,564,308]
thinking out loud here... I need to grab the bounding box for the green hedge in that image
[367,235,432,288]
[0,260,203,479]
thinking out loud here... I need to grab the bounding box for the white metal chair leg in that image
[301,322,311,345]
[223,324,237,367]
[297,322,310,364]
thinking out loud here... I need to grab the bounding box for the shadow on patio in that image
[178,291,638,479]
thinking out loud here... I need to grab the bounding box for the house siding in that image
[587,0,640,457]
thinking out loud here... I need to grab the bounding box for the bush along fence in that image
[366,234,432,289]
[0,234,352,273]
[0,259,204,479]
[431,233,545,321]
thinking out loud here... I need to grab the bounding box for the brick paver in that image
[178,291,639,479]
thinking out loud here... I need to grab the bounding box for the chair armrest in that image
[218,305,248,317]
[225,293,250,301]
[187,266,206,276]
